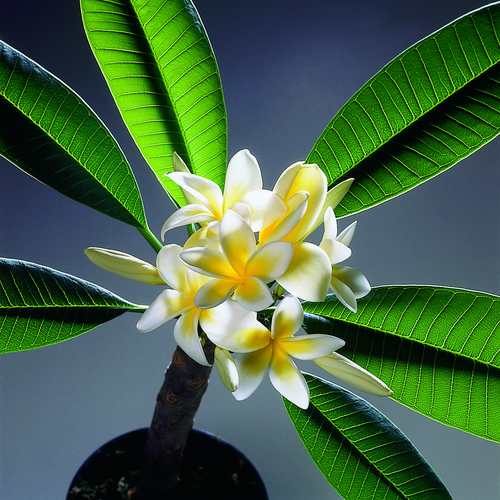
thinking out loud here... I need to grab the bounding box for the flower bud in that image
[84,247,164,285]
[314,352,393,397]
[214,347,239,392]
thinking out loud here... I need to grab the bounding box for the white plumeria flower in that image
[180,210,294,311]
[136,244,255,366]
[314,352,393,397]
[84,247,165,285]
[161,149,286,239]
[256,162,354,303]
[319,206,371,312]
[205,295,345,409]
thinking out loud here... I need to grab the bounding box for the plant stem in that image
[137,226,163,253]
[138,341,215,499]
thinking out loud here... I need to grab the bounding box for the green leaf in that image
[0,39,152,234]
[0,258,145,353]
[303,286,500,442]
[284,373,452,500]
[81,0,227,207]
[307,3,500,217]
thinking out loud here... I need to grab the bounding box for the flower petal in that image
[161,205,216,238]
[168,172,223,218]
[260,192,309,244]
[320,238,352,265]
[223,149,263,210]
[136,289,192,332]
[280,334,345,360]
[173,308,210,366]
[245,241,293,283]
[183,226,219,249]
[200,299,257,338]
[172,152,199,205]
[314,352,393,397]
[271,295,303,339]
[194,278,239,309]
[180,246,237,279]
[232,345,273,401]
[156,244,191,294]
[332,266,371,299]
[269,344,310,409]
[233,277,274,311]
[337,221,357,247]
[219,210,256,276]
[307,178,354,237]
[275,164,327,242]
[277,242,331,302]
[209,319,271,353]
[239,190,287,232]
[330,274,358,312]
[84,247,164,285]
[214,347,239,392]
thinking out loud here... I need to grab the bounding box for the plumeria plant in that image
[1,1,500,499]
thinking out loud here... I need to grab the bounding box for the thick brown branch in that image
[138,341,215,499]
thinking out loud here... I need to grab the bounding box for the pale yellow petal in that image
[271,295,303,339]
[223,149,263,210]
[269,344,310,409]
[209,319,271,353]
[306,178,354,237]
[232,345,273,401]
[233,277,274,311]
[194,278,239,309]
[172,152,199,205]
[320,238,352,265]
[84,247,164,285]
[275,164,327,242]
[330,274,358,312]
[280,334,345,360]
[314,352,393,397]
[336,221,357,247]
[277,242,331,302]
[183,226,219,249]
[219,210,255,276]
[136,289,193,333]
[245,241,293,283]
[180,247,237,279]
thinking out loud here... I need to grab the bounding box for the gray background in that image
[1,1,499,499]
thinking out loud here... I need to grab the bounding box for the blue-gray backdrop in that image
[1,1,499,499]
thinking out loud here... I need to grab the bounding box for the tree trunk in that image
[138,340,215,499]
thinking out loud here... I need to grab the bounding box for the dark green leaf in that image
[303,286,500,442]
[307,3,500,217]
[81,0,227,206]
[0,40,150,231]
[0,258,145,353]
[284,373,452,500]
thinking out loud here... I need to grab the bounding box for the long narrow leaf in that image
[284,374,452,500]
[303,286,500,442]
[0,258,145,353]
[308,3,500,217]
[0,40,150,232]
[81,0,227,207]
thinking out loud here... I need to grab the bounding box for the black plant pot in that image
[67,428,268,500]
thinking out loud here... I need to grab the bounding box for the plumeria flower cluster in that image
[85,150,392,409]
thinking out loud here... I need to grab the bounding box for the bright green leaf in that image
[0,258,145,353]
[303,286,500,442]
[284,373,452,500]
[0,39,153,236]
[307,3,500,217]
[81,0,227,207]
